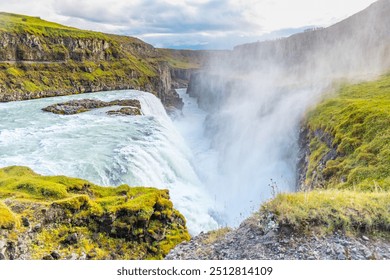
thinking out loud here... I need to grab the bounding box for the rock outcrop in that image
[106,107,142,116]
[42,99,142,115]
[0,166,190,260]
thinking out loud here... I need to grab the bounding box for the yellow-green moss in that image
[0,201,18,229]
[0,60,156,96]
[201,227,231,245]
[263,190,390,235]
[0,166,190,259]
[158,48,205,69]
[305,73,390,191]
[5,67,24,77]
[0,12,108,40]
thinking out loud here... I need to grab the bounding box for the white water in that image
[0,90,218,234]
[175,86,314,226]
[172,90,223,223]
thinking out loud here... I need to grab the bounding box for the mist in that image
[186,0,390,226]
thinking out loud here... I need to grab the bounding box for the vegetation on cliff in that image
[0,166,189,259]
[262,74,390,237]
[0,12,204,107]
[305,75,390,191]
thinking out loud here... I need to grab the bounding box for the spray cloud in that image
[187,0,390,225]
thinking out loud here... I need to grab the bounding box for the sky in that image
[0,0,379,49]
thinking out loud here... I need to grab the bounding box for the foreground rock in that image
[42,99,142,115]
[0,166,189,260]
[166,213,390,260]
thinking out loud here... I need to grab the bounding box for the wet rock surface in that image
[42,98,142,115]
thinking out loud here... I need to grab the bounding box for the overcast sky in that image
[0,0,379,49]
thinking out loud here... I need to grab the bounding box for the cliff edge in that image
[0,166,189,260]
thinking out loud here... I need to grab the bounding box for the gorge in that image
[1,0,390,260]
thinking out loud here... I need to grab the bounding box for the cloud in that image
[0,0,379,49]
[53,0,259,34]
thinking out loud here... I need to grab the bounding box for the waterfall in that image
[0,90,218,234]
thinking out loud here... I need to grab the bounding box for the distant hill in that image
[232,0,390,79]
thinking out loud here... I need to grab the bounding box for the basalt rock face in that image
[187,70,240,112]
[151,62,185,111]
[170,68,196,88]
[0,13,203,109]
[0,32,117,62]
[296,126,339,191]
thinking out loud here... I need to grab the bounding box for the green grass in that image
[201,227,231,245]
[262,74,390,237]
[0,60,155,98]
[0,201,17,229]
[0,12,156,95]
[158,48,205,69]
[0,12,108,40]
[263,190,390,234]
[305,74,390,191]
[5,67,23,77]
[0,166,190,259]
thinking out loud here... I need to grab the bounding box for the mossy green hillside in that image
[261,74,390,237]
[305,74,390,191]
[158,48,206,69]
[0,12,108,39]
[0,166,190,259]
[0,60,156,101]
[0,12,205,102]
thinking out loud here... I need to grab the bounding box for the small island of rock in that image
[42,99,142,115]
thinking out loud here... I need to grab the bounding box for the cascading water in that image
[0,85,326,231]
[178,75,328,226]
[0,90,218,234]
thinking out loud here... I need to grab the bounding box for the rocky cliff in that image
[0,12,206,109]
